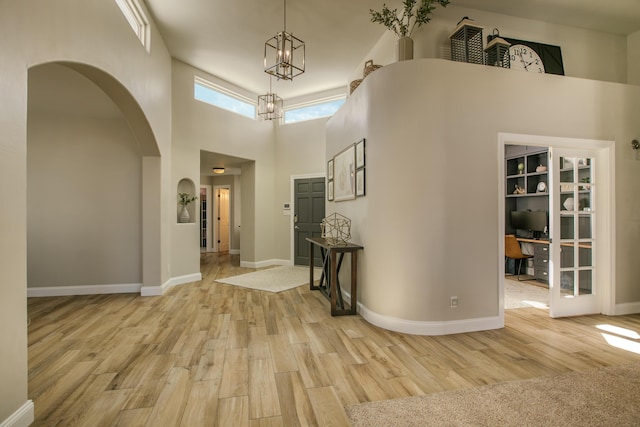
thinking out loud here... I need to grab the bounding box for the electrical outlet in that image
[450,296,459,308]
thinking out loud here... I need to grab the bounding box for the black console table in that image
[306,237,363,316]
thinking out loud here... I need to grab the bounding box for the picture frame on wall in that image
[356,168,365,197]
[333,144,356,201]
[355,139,366,169]
[327,179,334,201]
[327,159,334,181]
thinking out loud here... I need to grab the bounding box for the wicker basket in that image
[349,79,363,94]
[363,60,382,79]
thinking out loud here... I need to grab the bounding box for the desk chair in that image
[505,235,534,281]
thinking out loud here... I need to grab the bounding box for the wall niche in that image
[177,178,197,223]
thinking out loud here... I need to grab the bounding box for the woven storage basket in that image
[349,79,363,94]
[363,60,382,78]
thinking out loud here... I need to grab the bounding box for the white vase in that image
[563,197,574,211]
[179,205,190,223]
[398,37,414,61]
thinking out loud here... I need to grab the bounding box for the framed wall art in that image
[355,138,366,169]
[356,168,365,197]
[327,159,334,181]
[333,144,356,201]
[327,179,334,201]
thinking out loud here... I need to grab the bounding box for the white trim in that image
[290,173,325,265]
[240,259,291,269]
[284,93,346,111]
[340,289,503,336]
[194,76,257,107]
[140,273,201,296]
[0,400,34,427]
[614,302,640,316]
[27,283,141,297]
[229,249,240,255]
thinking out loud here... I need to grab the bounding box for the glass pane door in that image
[550,150,599,317]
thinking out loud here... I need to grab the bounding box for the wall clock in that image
[503,37,565,75]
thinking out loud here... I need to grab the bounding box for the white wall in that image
[352,5,628,85]
[0,0,172,423]
[328,58,640,334]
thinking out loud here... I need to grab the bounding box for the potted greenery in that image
[370,0,450,61]
[178,192,197,223]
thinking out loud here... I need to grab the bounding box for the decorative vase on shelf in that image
[179,205,190,223]
[398,37,414,61]
[563,197,574,211]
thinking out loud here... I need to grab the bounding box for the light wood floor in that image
[28,253,640,426]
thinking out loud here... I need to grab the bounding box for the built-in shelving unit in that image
[505,146,549,230]
[200,187,207,247]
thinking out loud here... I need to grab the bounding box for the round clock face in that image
[537,181,547,193]
[508,44,545,73]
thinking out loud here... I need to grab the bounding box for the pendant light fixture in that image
[257,76,283,121]
[264,0,305,81]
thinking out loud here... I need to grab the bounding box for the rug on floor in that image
[346,362,640,427]
[215,265,321,293]
[505,278,549,309]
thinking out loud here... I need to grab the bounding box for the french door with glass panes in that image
[549,149,599,317]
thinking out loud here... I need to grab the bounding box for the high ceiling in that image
[145,0,640,102]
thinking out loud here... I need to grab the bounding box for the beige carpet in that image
[505,278,548,309]
[347,363,640,426]
[216,265,321,293]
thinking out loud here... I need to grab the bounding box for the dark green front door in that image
[294,178,325,266]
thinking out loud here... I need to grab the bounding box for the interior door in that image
[215,187,230,252]
[294,178,325,266]
[549,149,598,317]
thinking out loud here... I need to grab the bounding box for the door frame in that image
[213,185,231,253]
[290,172,325,265]
[498,133,615,317]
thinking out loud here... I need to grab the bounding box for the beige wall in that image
[27,64,143,288]
[352,5,629,85]
[328,59,640,331]
[273,118,328,262]
[171,60,276,266]
[629,31,640,85]
[0,0,172,422]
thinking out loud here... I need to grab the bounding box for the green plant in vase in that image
[178,192,198,223]
[370,0,450,61]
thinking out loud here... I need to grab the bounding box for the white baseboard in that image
[240,259,291,269]
[614,301,640,315]
[27,283,141,297]
[341,289,503,336]
[0,400,34,427]
[140,273,202,296]
[229,249,240,255]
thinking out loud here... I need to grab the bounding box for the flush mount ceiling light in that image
[257,77,283,121]
[213,167,225,174]
[264,0,305,81]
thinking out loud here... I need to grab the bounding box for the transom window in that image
[284,98,345,124]
[114,0,150,51]
[194,77,256,119]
